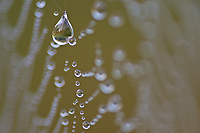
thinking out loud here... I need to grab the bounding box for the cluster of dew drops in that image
[35,0,139,133]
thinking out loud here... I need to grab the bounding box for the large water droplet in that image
[54,76,65,88]
[76,89,84,98]
[60,109,69,117]
[52,11,74,45]
[95,68,107,81]
[69,108,75,114]
[91,1,107,21]
[107,94,123,113]
[74,69,82,77]
[99,78,115,94]
[82,121,90,130]
[36,1,46,8]
[108,12,125,28]
[61,118,69,126]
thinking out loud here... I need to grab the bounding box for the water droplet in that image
[50,41,60,48]
[72,129,75,132]
[93,118,98,122]
[90,121,95,125]
[94,57,103,66]
[82,121,90,130]
[108,12,125,28]
[91,1,107,21]
[75,81,80,86]
[54,76,65,88]
[64,67,70,72]
[36,1,46,8]
[80,110,84,115]
[95,68,107,81]
[52,11,74,45]
[107,94,123,113]
[99,78,115,94]
[79,103,84,108]
[89,20,96,27]
[85,27,94,34]
[68,37,77,46]
[96,114,102,119]
[98,103,107,114]
[74,115,77,118]
[34,8,44,17]
[72,61,77,68]
[61,118,69,126]
[76,89,84,98]
[60,109,69,117]
[82,116,85,120]
[80,30,86,37]
[47,61,56,70]
[69,108,75,114]
[73,99,78,105]
[73,120,76,124]
[53,11,59,16]
[120,119,137,132]
[111,63,123,80]
[113,48,126,62]
[65,60,69,63]
[47,46,57,56]
[74,69,82,77]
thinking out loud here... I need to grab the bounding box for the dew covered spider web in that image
[0,0,200,133]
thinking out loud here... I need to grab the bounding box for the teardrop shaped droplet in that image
[52,11,74,45]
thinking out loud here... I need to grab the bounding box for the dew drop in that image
[80,110,84,115]
[85,27,94,34]
[54,76,65,88]
[76,89,84,98]
[90,121,95,125]
[73,120,76,124]
[75,81,80,86]
[69,37,77,46]
[60,109,69,117]
[82,121,90,130]
[72,61,77,68]
[61,118,69,126]
[94,57,104,66]
[98,103,107,114]
[65,60,69,63]
[91,1,107,21]
[47,61,56,70]
[79,103,85,108]
[99,78,115,94]
[80,30,86,37]
[82,116,85,120]
[47,46,57,56]
[108,12,125,28]
[50,41,60,48]
[53,11,59,16]
[74,69,82,77]
[64,67,70,72]
[113,48,126,62]
[34,8,44,17]
[69,108,75,114]
[95,69,107,81]
[52,11,74,45]
[107,94,123,113]
[36,1,46,8]
[120,119,137,132]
